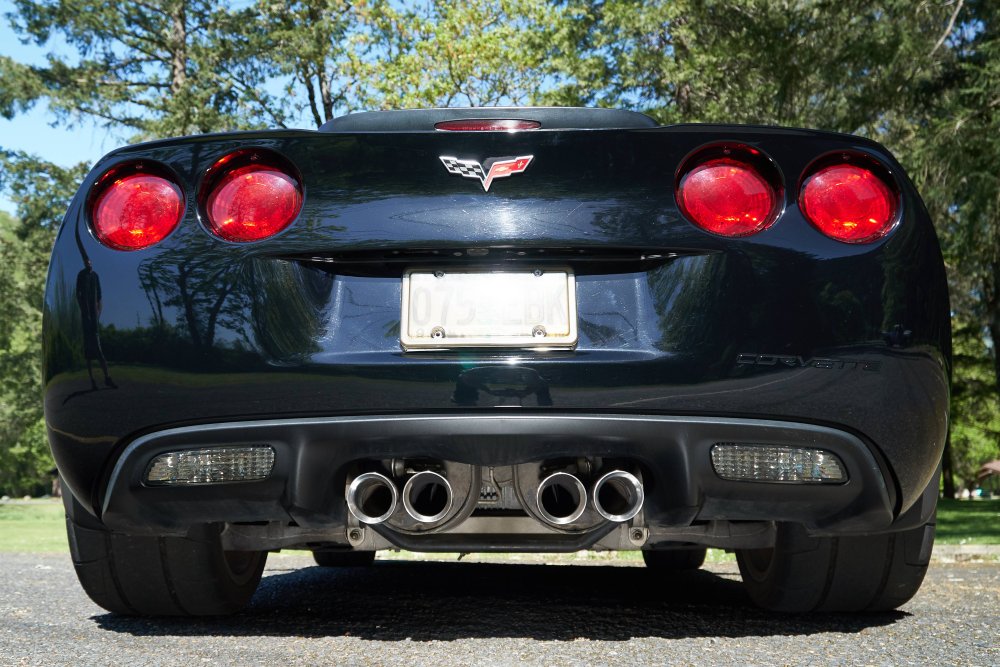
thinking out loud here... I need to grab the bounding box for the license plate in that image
[400,269,577,350]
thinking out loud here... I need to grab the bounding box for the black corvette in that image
[43,107,949,616]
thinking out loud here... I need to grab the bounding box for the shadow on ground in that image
[92,560,905,640]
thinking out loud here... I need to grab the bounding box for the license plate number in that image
[400,269,577,350]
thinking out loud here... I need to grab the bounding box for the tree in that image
[949,320,1000,492]
[543,1,956,130]
[0,0,562,135]
[903,1,1000,494]
[233,0,560,126]
[0,0,562,493]
[0,0,288,136]
[337,0,559,111]
[0,153,88,494]
[542,0,998,496]
[1,0,997,496]
[917,2,1000,393]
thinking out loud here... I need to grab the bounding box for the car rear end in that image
[44,108,949,615]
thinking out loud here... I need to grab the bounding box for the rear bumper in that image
[97,413,920,539]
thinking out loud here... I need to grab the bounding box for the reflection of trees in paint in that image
[644,253,753,378]
[879,223,949,348]
[43,262,85,383]
[137,233,330,362]
[138,241,250,352]
[246,259,329,361]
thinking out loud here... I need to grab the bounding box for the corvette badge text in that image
[737,353,882,372]
[440,155,533,191]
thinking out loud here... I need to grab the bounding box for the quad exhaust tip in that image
[592,470,644,523]
[346,472,399,524]
[536,471,588,525]
[402,470,454,523]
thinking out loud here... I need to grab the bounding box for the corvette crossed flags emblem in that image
[439,155,534,192]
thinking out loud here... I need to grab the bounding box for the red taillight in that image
[434,119,541,132]
[800,163,897,243]
[205,160,302,242]
[92,170,184,250]
[676,156,779,237]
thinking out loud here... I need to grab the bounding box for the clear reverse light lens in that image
[711,444,846,483]
[146,446,275,485]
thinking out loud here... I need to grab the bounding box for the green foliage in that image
[0,154,88,495]
[339,0,559,110]
[0,210,53,496]
[230,0,561,126]
[0,0,998,496]
[915,7,1000,394]
[0,0,564,133]
[2,0,282,137]
[541,0,954,133]
[950,322,1000,490]
[539,0,999,495]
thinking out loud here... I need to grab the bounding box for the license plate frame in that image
[400,268,577,350]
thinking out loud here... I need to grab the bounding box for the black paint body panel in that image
[43,123,950,529]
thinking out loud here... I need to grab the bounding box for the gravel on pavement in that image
[1,552,997,666]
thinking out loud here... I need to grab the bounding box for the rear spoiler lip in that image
[90,121,892,173]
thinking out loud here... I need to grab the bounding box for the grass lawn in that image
[0,500,68,552]
[1,497,997,554]
[936,498,1000,545]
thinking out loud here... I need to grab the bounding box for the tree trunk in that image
[176,263,203,349]
[989,257,1000,396]
[168,1,188,95]
[319,69,334,124]
[990,316,1000,395]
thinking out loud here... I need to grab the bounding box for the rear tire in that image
[642,547,707,570]
[312,549,376,567]
[63,494,266,616]
[736,517,935,613]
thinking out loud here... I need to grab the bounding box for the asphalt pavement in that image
[1,552,997,666]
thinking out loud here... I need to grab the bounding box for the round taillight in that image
[800,163,898,243]
[677,156,779,237]
[92,171,183,250]
[205,161,302,242]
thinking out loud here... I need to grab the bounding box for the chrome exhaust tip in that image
[536,471,587,525]
[346,472,399,524]
[402,470,454,523]
[592,470,644,522]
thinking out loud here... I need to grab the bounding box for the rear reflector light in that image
[711,444,846,483]
[676,152,779,237]
[800,162,898,243]
[435,119,541,132]
[145,446,275,485]
[204,155,302,242]
[92,169,183,250]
